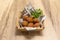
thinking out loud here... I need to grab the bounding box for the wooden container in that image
[16,3,45,31]
[16,13,45,31]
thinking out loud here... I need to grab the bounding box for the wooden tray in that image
[16,12,45,31]
[16,4,45,31]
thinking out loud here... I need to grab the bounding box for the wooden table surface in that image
[0,0,60,40]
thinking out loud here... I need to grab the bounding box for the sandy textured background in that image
[0,0,60,40]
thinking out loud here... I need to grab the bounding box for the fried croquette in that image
[34,23,40,27]
[28,23,33,27]
[27,16,33,22]
[33,18,39,23]
[23,15,28,20]
[22,21,28,26]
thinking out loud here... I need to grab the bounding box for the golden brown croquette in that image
[33,23,40,27]
[28,23,33,27]
[33,18,39,23]
[22,21,28,26]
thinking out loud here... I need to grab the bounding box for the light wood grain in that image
[0,0,60,40]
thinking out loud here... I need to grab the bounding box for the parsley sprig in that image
[31,9,42,18]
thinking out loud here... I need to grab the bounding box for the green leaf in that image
[31,9,42,18]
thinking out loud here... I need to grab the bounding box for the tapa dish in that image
[16,4,45,31]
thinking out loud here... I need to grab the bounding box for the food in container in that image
[16,3,46,31]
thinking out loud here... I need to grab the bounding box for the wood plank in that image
[0,0,59,40]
